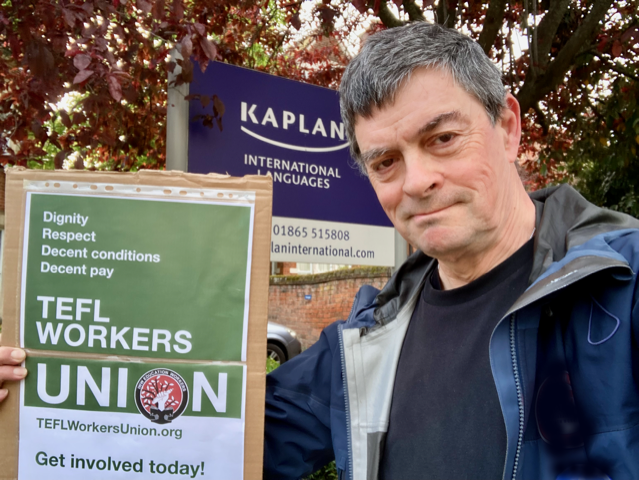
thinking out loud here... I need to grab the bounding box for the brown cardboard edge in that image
[0,168,272,480]
[0,169,26,479]
[244,175,271,480]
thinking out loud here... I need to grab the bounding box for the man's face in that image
[354,68,520,260]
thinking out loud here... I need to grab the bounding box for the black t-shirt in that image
[379,238,535,480]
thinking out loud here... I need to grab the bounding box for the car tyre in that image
[267,342,286,365]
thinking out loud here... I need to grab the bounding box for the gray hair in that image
[340,22,506,171]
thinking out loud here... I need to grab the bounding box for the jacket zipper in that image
[340,291,358,480]
[338,323,354,480]
[509,312,524,480]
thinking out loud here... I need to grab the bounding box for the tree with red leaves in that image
[331,1,638,211]
[0,0,307,170]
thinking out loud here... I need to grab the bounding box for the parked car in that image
[267,322,301,365]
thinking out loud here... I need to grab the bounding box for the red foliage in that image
[0,0,270,170]
[1,0,636,185]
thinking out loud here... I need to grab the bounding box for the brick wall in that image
[268,266,392,348]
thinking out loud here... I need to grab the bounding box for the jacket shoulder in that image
[607,229,639,268]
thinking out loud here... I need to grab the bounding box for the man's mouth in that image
[410,204,453,219]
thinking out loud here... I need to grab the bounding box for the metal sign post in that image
[166,50,189,172]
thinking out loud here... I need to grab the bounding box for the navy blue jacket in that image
[265,186,639,480]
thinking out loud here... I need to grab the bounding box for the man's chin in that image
[413,230,468,258]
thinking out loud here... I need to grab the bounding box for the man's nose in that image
[402,153,442,197]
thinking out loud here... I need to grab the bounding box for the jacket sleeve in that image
[626,234,639,348]
[633,273,639,351]
[263,320,344,480]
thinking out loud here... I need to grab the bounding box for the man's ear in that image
[500,93,522,164]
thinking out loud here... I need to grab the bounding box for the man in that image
[2,22,639,480]
[263,22,639,480]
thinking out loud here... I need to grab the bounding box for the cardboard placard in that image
[0,168,272,480]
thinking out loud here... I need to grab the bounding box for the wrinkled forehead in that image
[353,66,484,130]
[356,65,457,120]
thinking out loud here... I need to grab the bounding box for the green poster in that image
[19,355,247,479]
[21,192,253,361]
[24,356,245,419]
[9,175,267,480]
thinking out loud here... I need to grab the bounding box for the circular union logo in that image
[135,369,189,424]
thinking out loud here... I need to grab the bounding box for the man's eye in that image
[376,158,395,170]
[433,133,456,145]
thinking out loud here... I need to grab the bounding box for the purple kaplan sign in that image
[188,62,394,266]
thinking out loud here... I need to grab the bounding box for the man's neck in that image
[437,194,536,290]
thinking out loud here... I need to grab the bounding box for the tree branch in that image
[435,0,446,25]
[508,20,515,90]
[607,64,639,82]
[532,102,549,135]
[477,0,507,55]
[535,0,571,67]
[591,51,639,82]
[446,0,458,29]
[402,0,426,22]
[580,88,606,122]
[532,0,539,68]
[377,0,404,28]
[267,29,290,66]
[517,0,614,113]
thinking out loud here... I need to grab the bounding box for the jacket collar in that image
[529,185,639,280]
